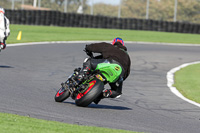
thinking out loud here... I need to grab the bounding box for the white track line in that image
[7,41,107,47]
[7,41,200,47]
[167,61,200,108]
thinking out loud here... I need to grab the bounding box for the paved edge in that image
[7,41,200,47]
[167,61,200,108]
[7,41,200,108]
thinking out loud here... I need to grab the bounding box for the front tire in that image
[55,87,70,102]
[75,79,104,107]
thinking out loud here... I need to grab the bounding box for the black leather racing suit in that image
[84,42,131,98]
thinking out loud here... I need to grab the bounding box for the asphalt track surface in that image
[0,42,200,133]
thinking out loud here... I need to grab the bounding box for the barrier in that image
[5,9,200,34]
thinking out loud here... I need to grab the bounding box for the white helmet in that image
[0,6,5,14]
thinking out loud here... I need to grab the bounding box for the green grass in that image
[174,64,200,103]
[0,113,139,133]
[7,24,200,44]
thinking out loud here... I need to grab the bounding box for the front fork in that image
[62,67,85,99]
[62,68,97,99]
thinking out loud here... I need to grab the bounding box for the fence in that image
[6,9,200,34]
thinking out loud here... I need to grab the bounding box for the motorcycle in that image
[54,51,123,107]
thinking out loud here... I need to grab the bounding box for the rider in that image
[75,37,131,104]
[0,7,10,51]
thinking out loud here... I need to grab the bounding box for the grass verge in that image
[0,113,139,133]
[173,63,200,103]
[7,24,200,44]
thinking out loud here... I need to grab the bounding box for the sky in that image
[88,0,121,5]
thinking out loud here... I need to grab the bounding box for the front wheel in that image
[75,78,104,107]
[55,87,70,102]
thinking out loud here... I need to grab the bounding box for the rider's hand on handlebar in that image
[84,49,93,57]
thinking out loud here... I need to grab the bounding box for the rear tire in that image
[55,87,70,102]
[75,79,104,107]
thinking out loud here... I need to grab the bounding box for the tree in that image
[122,0,200,23]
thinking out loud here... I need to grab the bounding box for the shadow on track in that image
[88,104,132,110]
[63,101,132,110]
[0,65,14,68]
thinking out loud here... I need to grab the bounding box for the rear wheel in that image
[55,87,70,102]
[75,79,104,107]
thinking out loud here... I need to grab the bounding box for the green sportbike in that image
[55,51,123,107]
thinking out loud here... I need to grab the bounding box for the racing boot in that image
[103,89,122,98]
[93,90,113,105]
[103,89,112,98]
